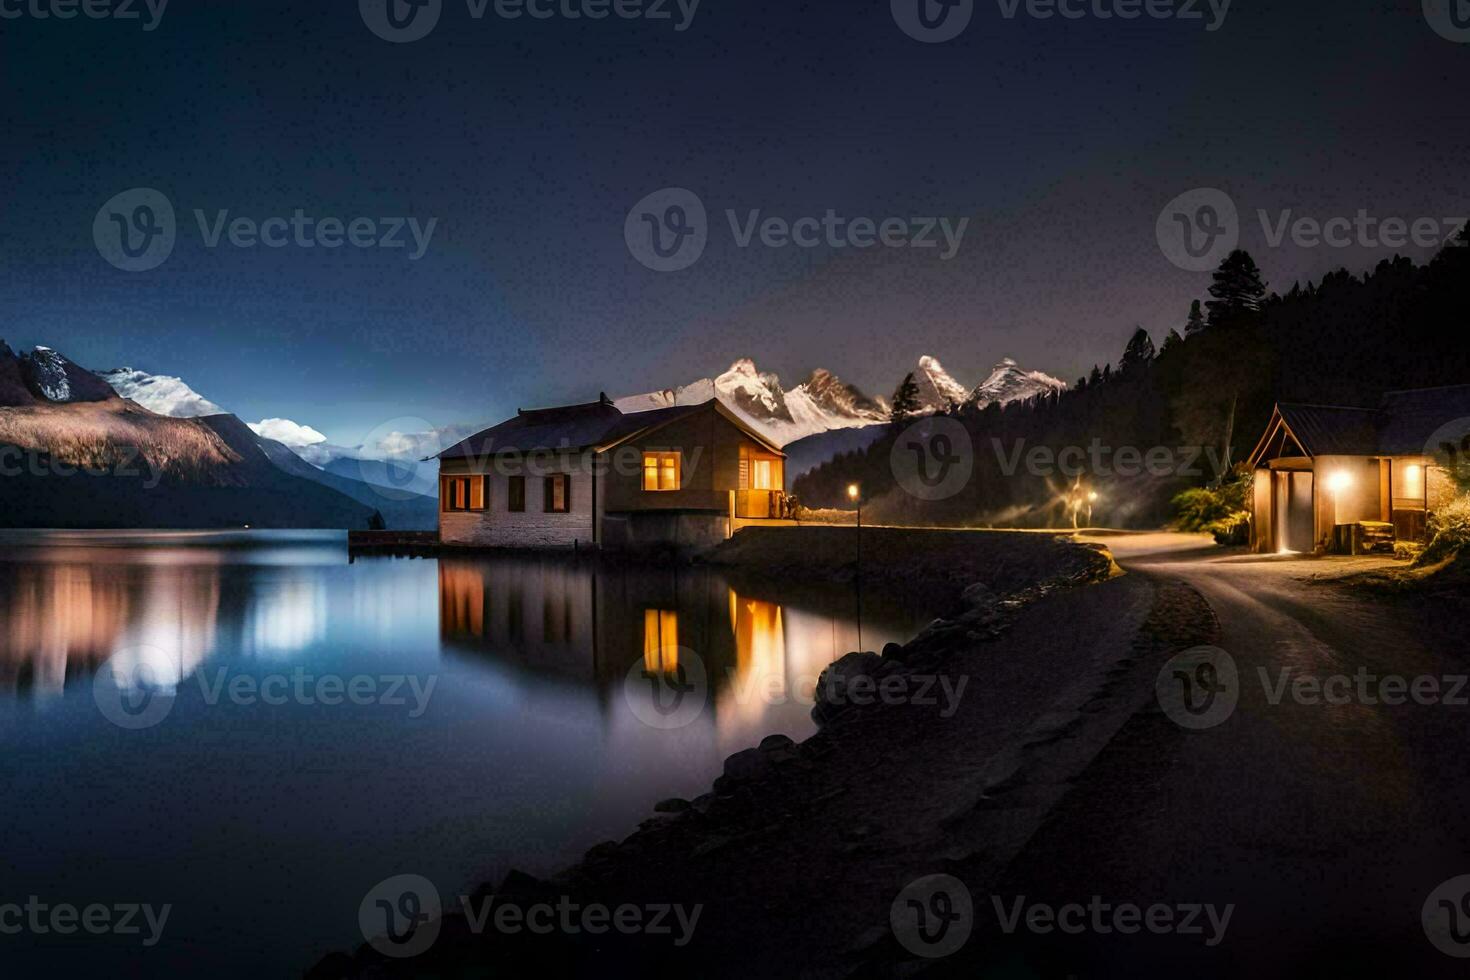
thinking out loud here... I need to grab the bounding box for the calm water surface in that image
[0,530,936,976]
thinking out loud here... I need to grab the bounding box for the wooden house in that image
[435,395,790,550]
[1246,385,1470,554]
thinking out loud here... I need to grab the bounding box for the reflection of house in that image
[1246,386,1470,553]
[435,396,789,551]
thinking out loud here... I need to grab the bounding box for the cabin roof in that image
[436,398,784,460]
[1249,384,1470,466]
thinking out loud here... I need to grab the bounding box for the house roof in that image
[436,397,784,460]
[1249,383,1470,466]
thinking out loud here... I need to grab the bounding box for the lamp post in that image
[848,483,863,652]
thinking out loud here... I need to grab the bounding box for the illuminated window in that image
[642,452,681,491]
[440,476,487,512]
[643,609,679,672]
[543,473,570,513]
[751,459,774,490]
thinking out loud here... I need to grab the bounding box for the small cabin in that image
[1246,385,1470,554]
[434,396,789,551]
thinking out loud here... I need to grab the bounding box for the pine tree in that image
[367,510,386,531]
[1206,250,1268,326]
[1159,328,1184,357]
[1089,364,1103,386]
[889,372,922,424]
[1119,327,1156,374]
[1185,299,1206,335]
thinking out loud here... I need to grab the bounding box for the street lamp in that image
[847,483,863,651]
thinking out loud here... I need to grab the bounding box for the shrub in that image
[1171,466,1252,544]
[1418,494,1470,566]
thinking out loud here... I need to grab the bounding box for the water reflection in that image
[438,557,929,747]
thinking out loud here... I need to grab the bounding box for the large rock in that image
[812,651,901,725]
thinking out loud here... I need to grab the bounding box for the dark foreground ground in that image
[313,529,1470,979]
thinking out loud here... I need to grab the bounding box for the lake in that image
[0,530,937,976]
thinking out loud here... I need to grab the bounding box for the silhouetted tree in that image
[1119,327,1156,374]
[1089,364,1104,386]
[367,510,386,530]
[1185,299,1207,335]
[1159,328,1184,357]
[889,373,922,424]
[1206,250,1268,326]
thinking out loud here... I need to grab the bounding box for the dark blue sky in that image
[1,0,1466,445]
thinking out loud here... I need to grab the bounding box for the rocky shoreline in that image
[310,530,1138,979]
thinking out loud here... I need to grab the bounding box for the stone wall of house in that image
[439,456,597,549]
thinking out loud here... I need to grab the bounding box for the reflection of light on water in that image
[1,565,132,692]
[243,576,326,657]
[642,609,679,673]
[112,567,221,687]
[718,591,787,732]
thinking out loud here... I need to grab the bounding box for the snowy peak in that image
[967,358,1067,408]
[793,369,888,422]
[98,367,226,418]
[19,347,117,404]
[714,359,793,424]
[911,355,969,413]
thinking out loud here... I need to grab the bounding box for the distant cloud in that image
[360,422,482,461]
[250,417,328,448]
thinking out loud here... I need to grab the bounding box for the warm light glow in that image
[1402,464,1425,498]
[846,483,860,501]
[1087,491,1099,502]
[642,609,679,673]
[1327,471,1352,493]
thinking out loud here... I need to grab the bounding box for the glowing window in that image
[1401,463,1425,499]
[751,459,774,490]
[642,452,680,491]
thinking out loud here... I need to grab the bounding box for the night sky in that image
[1,0,1466,447]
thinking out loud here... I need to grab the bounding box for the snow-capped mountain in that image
[97,367,225,417]
[616,359,889,446]
[966,358,1067,408]
[910,355,970,413]
[2,345,118,405]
